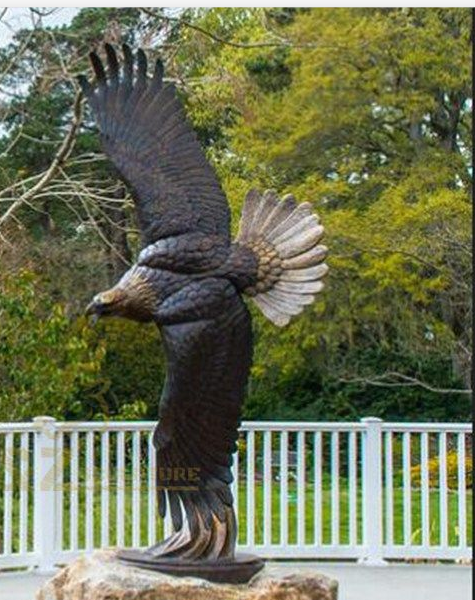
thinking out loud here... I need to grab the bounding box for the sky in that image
[0,7,79,47]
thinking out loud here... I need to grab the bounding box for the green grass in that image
[0,428,472,556]
[2,476,470,553]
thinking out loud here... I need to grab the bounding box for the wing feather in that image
[153,289,252,528]
[78,44,230,245]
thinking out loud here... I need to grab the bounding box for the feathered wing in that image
[151,289,252,559]
[78,44,230,245]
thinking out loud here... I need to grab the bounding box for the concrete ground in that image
[0,562,471,600]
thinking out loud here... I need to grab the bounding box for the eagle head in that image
[85,289,127,322]
[85,273,156,324]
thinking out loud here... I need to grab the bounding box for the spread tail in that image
[237,189,328,326]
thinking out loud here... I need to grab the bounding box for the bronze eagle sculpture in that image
[79,44,328,581]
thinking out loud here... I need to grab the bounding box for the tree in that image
[172,7,472,419]
[0,8,471,422]
[0,270,104,421]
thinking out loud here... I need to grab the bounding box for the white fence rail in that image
[0,417,471,571]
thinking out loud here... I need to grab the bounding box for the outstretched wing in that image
[153,286,252,549]
[78,44,231,245]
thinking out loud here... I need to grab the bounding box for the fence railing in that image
[0,417,471,572]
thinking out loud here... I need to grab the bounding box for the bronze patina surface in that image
[79,44,328,584]
[117,550,264,584]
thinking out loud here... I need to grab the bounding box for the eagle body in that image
[79,44,328,564]
[90,236,258,324]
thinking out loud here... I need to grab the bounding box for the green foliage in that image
[179,7,471,421]
[0,270,105,421]
[90,319,166,421]
[244,48,292,93]
[411,451,473,490]
[0,8,471,423]
[0,267,164,422]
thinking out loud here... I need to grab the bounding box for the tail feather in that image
[276,225,324,259]
[237,189,260,240]
[272,213,317,245]
[237,189,328,327]
[253,295,288,327]
[266,202,311,242]
[275,280,325,294]
[281,264,328,282]
[282,245,328,269]
[260,194,297,236]
[251,189,279,233]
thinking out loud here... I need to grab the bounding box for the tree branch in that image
[340,371,471,395]
[0,92,82,232]
[141,8,327,50]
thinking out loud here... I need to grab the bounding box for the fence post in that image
[359,417,387,566]
[33,416,58,573]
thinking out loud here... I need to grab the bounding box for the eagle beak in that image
[85,290,119,324]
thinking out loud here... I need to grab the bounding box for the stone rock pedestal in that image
[36,550,338,600]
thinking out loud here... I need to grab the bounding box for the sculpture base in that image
[36,550,338,600]
[117,548,264,584]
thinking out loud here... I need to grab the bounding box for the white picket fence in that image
[0,417,471,572]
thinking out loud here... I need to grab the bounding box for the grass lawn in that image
[3,477,467,553]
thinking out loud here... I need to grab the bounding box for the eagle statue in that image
[79,44,328,582]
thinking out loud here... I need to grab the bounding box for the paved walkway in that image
[0,562,471,600]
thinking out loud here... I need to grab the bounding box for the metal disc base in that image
[117,548,265,584]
